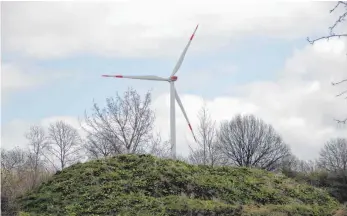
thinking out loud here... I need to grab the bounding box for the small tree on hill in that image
[1,148,29,215]
[319,138,347,172]
[83,131,118,159]
[145,133,171,159]
[25,125,48,188]
[217,114,291,171]
[83,87,156,156]
[318,138,347,202]
[188,103,225,167]
[46,121,82,170]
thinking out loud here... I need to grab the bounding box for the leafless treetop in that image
[46,121,82,170]
[318,137,347,172]
[218,114,291,171]
[83,88,155,155]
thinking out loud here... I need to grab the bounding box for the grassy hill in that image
[18,154,341,216]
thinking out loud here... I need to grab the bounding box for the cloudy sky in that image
[1,1,346,160]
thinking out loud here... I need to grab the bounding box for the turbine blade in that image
[102,75,168,81]
[170,24,199,77]
[174,87,197,142]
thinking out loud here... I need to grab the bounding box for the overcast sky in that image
[1,1,346,160]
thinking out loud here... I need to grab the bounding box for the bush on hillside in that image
[282,168,347,203]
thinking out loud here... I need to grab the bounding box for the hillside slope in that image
[18,154,340,216]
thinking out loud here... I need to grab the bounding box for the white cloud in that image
[1,119,32,150]
[2,1,338,59]
[0,62,75,104]
[1,64,41,90]
[1,63,47,103]
[1,63,69,91]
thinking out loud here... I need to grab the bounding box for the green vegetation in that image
[18,154,341,216]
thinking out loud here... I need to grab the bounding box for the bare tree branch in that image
[307,34,347,44]
[336,90,347,97]
[332,79,347,86]
[332,79,347,101]
[307,1,347,44]
[330,1,347,13]
[329,1,347,34]
[334,118,347,124]
[307,2,347,123]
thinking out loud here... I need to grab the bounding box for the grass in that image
[17,154,341,215]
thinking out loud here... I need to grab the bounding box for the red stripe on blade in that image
[190,24,199,40]
[190,34,195,41]
[188,124,193,131]
[115,75,123,78]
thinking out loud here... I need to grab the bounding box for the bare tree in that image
[1,148,31,215]
[82,87,155,155]
[318,138,347,172]
[1,148,22,213]
[25,125,48,188]
[188,104,224,167]
[293,159,317,174]
[280,154,318,174]
[1,147,53,215]
[83,132,119,159]
[217,114,291,171]
[188,148,227,166]
[1,148,28,192]
[46,121,82,170]
[307,1,347,124]
[146,133,171,159]
[318,138,347,202]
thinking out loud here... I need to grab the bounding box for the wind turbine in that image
[102,24,199,159]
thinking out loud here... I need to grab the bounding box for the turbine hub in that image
[170,76,178,81]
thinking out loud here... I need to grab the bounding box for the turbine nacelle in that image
[170,76,178,81]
